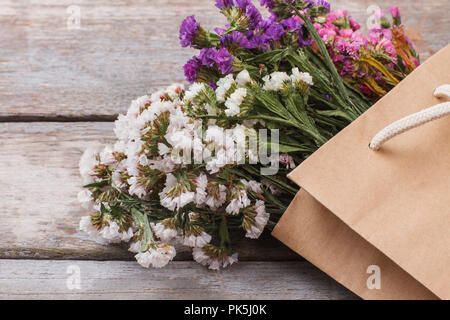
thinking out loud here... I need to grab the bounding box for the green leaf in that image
[245,49,288,64]
[315,109,355,122]
[83,180,109,189]
[131,208,154,251]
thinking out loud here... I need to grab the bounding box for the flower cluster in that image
[311,6,418,98]
[181,0,419,101]
[78,84,295,270]
[78,0,419,270]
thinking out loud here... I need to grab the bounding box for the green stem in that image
[288,4,361,115]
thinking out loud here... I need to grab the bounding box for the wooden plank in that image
[0,260,358,299]
[0,122,299,261]
[0,0,448,119]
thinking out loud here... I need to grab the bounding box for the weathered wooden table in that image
[0,0,448,299]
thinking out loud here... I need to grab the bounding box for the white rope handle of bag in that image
[369,84,450,151]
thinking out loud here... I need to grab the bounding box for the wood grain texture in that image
[0,0,448,120]
[0,260,358,299]
[0,122,298,261]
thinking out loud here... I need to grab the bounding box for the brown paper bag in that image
[273,44,450,300]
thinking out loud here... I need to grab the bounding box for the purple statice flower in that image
[259,0,274,9]
[281,17,303,31]
[245,2,262,29]
[281,17,312,47]
[183,57,201,83]
[235,0,250,9]
[265,23,285,41]
[208,80,218,90]
[306,0,331,13]
[214,27,227,36]
[198,48,218,67]
[298,36,313,47]
[215,0,234,9]
[214,48,234,75]
[179,16,199,48]
[247,34,270,51]
[220,31,252,49]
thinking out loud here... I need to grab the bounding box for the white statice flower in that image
[194,174,208,206]
[205,125,225,148]
[127,176,147,199]
[224,88,247,117]
[99,221,122,243]
[226,188,251,215]
[166,83,184,99]
[120,96,151,141]
[269,153,295,169]
[113,140,127,153]
[205,148,228,174]
[111,162,127,189]
[279,153,296,169]
[99,145,116,165]
[245,200,270,239]
[149,154,177,173]
[120,227,134,242]
[235,70,251,86]
[240,179,263,194]
[167,191,195,210]
[290,68,313,86]
[148,245,177,268]
[77,189,93,210]
[79,146,101,184]
[167,107,191,130]
[183,230,212,248]
[135,243,176,268]
[138,154,149,166]
[158,143,170,155]
[114,114,131,142]
[192,246,238,270]
[165,129,193,150]
[150,89,166,102]
[100,221,134,243]
[205,184,227,209]
[124,139,145,176]
[159,173,195,211]
[136,108,158,129]
[79,216,98,237]
[262,72,291,91]
[184,82,205,101]
[128,95,150,119]
[128,240,142,253]
[93,201,108,212]
[152,222,179,243]
[215,74,235,102]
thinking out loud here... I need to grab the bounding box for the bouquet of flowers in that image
[78,0,419,270]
